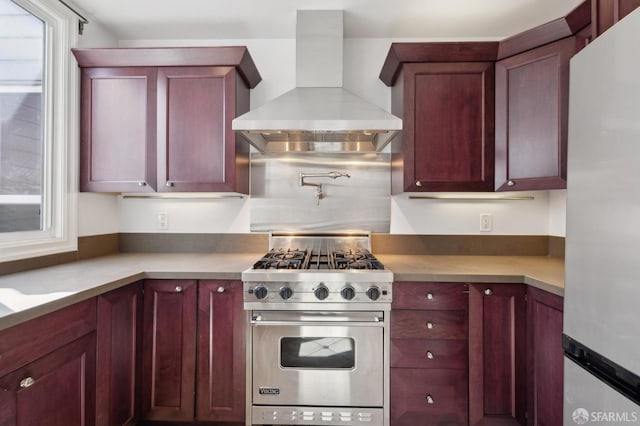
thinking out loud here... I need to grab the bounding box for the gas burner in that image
[333,249,385,270]
[253,249,309,269]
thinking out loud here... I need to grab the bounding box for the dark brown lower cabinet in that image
[526,287,564,426]
[0,333,96,426]
[96,282,143,426]
[390,282,469,426]
[469,284,527,426]
[141,279,245,424]
[196,280,245,422]
[391,368,468,425]
[469,284,527,425]
[141,279,198,421]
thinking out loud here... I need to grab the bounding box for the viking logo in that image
[259,387,280,395]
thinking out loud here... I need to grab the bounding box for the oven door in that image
[251,311,384,407]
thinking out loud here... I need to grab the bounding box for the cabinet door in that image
[469,284,527,426]
[96,282,143,426]
[196,280,245,422]
[141,279,197,421]
[157,67,249,193]
[527,287,563,426]
[395,62,494,193]
[80,67,157,192]
[495,37,577,191]
[0,333,96,426]
[592,0,640,39]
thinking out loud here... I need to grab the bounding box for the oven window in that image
[280,337,355,369]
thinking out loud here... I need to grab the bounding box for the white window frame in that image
[0,0,78,262]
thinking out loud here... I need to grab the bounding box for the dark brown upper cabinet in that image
[73,47,260,194]
[493,1,591,192]
[591,0,640,39]
[380,2,591,194]
[494,37,579,191]
[380,42,498,193]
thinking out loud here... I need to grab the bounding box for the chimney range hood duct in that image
[232,10,402,153]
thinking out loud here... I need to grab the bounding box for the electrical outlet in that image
[480,214,492,232]
[157,212,169,230]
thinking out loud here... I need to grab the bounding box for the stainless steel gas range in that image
[242,233,392,426]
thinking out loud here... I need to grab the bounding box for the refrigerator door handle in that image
[563,334,640,406]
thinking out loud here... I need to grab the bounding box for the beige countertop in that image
[0,252,564,332]
[378,254,564,296]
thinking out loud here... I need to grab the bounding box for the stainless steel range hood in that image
[232,10,402,153]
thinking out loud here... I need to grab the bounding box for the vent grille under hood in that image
[232,10,402,153]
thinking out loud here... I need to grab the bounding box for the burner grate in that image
[253,249,310,269]
[252,247,385,270]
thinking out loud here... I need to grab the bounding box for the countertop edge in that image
[0,253,563,332]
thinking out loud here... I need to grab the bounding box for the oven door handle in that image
[250,316,384,327]
[251,320,384,327]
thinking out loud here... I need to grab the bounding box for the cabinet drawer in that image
[391,368,468,426]
[391,339,467,369]
[0,299,97,378]
[392,310,467,340]
[392,282,468,310]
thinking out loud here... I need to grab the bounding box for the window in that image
[0,0,78,261]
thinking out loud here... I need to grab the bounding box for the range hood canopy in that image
[232,10,402,153]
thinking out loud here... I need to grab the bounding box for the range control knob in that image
[279,286,294,300]
[314,285,329,300]
[366,286,381,301]
[254,285,268,300]
[341,286,356,300]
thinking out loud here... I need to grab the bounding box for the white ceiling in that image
[70,0,585,41]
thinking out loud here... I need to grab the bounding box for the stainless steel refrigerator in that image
[564,7,640,424]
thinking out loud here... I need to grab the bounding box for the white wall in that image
[77,193,119,236]
[391,191,551,235]
[76,35,567,236]
[117,196,251,233]
[549,189,567,236]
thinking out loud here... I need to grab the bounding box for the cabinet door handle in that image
[426,351,434,359]
[175,286,183,293]
[137,181,147,187]
[484,288,493,296]
[507,180,515,187]
[217,286,225,293]
[426,292,434,300]
[426,321,434,329]
[426,394,434,404]
[415,180,422,187]
[20,377,35,388]
[165,181,174,187]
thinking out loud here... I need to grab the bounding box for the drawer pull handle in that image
[175,286,183,293]
[137,181,147,187]
[426,293,434,300]
[426,394,434,404]
[415,180,422,187]
[217,286,225,293]
[484,288,493,296]
[507,180,515,187]
[166,181,174,187]
[426,322,434,329]
[20,377,35,388]
[426,351,434,359]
